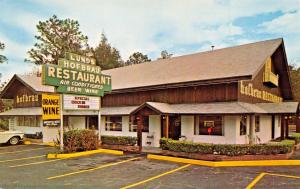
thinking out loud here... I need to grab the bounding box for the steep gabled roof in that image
[103,38,283,91]
[0,74,54,99]
[17,74,54,93]
[1,38,287,98]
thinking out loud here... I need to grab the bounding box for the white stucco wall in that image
[235,115,249,144]
[14,126,42,134]
[255,115,272,143]
[181,115,243,144]
[9,117,16,131]
[42,127,60,142]
[274,115,281,139]
[10,117,43,134]
[100,115,161,147]
[180,115,276,144]
[69,116,86,129]
[148,115,161,147]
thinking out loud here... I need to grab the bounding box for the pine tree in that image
[26,15,89,65]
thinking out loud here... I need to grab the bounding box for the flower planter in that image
[161,149,294,161]
[102,144,139,153]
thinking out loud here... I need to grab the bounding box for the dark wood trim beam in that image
[106,76,249,94]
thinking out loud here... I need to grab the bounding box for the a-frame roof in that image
[0,74,54,99]
[103,38,284,91]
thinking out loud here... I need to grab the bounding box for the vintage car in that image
[0,130,24,145]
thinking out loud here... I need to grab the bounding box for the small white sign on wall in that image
[63,94,100,110]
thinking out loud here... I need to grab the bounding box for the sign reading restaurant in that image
[42,52,112,97]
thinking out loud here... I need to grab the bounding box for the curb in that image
[47,149,124,159]
[23,141,32,145]
[42,142,58,147]
[147,154,300,167]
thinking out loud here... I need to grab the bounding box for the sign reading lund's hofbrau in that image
[42,94,60,127]
[42,52,112,96]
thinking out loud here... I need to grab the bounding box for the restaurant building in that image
[0,38,299,147]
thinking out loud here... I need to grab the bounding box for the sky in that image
[0,0,300,82]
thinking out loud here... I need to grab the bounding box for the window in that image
[142,116,149,132]
[63,116,69,127]
[240,116,247,135]
[194,115,223,136]
[255,116,260,132]
[105,116,122,131]
[17,116,40,127]
[129,117,137,132]
[129,116,149,132]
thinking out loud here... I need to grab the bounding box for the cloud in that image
[0,32,35,81]
[260,11,300,34]
[29,0,298,60]
[1,0,300,82]
[259,8,300,64]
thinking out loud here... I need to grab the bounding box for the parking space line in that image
[245,172,266,189]
[10,159,63,168]
[47,157,140,180]
[0,155,45,163]
[266,173,300,179]
[245,172,300,189]
[0,147,50,155]
[0,145,25,149]
[120,164,191,189]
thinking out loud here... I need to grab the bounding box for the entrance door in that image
[161,115,181,140]
[271,115,275,139]
[169,115,181,140]
[87,116,98,130]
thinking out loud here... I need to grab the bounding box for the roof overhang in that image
[0,107,41,116]
[130,101,299,115]
[0,75,38,99]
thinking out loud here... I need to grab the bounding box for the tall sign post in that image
[98,98,102,141]
[42,52,111,151]
[60,94,64,151]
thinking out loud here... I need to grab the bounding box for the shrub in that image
[101,135,137,146]
[62,129,99,153]
[160,138,294,156]
[292,133,300,145]
[160,138,213,154]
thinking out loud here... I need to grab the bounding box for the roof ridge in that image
[103,38,283,73]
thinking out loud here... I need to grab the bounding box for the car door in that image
[0,131,11,143]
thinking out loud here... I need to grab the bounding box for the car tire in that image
[9,137,20,145]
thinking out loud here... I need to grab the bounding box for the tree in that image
[26,15,89,65]
[125,52,151,65]
[289,64,300,102]
[93,33,123,70]
[159,50,173,59]
[0,42,7,63]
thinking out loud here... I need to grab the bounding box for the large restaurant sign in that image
[42,94,60,127]
[63,94,100,110]
[42,52,112,96]
[240,81,283,103]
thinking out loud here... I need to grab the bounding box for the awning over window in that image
[0,106,139,116]
[101,106,139,115]
[0,107,41,116]
[130,101,299,115]
[255,102,299,114]
[0,102,298,116]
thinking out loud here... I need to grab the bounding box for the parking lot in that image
[0,144,300,189]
